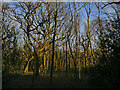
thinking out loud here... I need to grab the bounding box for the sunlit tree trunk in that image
[65,37,68,78]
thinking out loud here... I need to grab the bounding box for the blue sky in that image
[6,2,117,49]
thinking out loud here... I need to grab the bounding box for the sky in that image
[3,2,118,49]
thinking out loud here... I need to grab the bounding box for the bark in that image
[50,2,58,87]
[68,38,78,80]
[66,37,68,78]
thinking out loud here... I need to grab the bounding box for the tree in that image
[2,3,19,73]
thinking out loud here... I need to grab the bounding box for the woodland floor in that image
[2,71,94,88]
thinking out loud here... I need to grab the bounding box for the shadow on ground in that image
[2,71,91,88]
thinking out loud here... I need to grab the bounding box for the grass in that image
[2,71,92,88]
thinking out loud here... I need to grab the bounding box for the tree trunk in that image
[66,38,68,78]
[50,2,58,87]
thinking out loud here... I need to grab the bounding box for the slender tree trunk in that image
[43,35,46,72]
[50,2,58,87]
[84,48,87,67]
[50,32,55,86]
[55,51,57,71]
[66,37,68,78]
[60,50,62,70]
[78,60,81,79]
[68,38,78,80]
[87,3,95,66]
[34,51,39,76]
[68,54,70,70]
